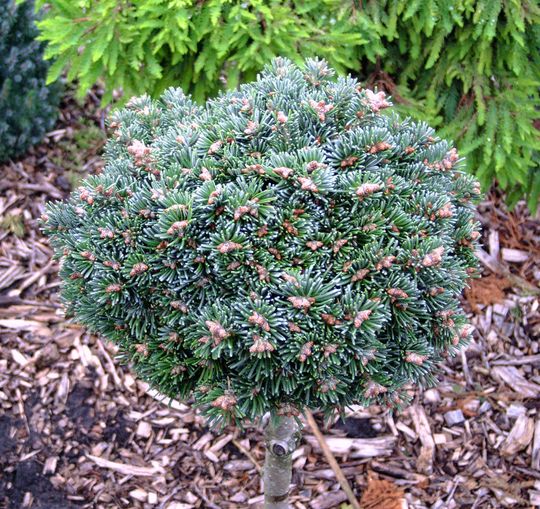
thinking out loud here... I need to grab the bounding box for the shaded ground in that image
[0,92,539,508]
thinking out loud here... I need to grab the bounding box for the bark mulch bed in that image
[1,92,539,509]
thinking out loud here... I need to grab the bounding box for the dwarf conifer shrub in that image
[0,0,60,162]
[44,58,481,427]
[45,58,481,506]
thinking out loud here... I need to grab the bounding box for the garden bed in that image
[0,92,539,509]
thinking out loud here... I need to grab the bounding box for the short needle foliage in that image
[44,59,481,426]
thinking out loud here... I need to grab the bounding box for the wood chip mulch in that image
[0,92,539,509]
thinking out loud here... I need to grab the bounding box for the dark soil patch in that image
[102,412,132,445]
[1,460,80,509]
[0,416,17,456]
[332,416,378,438]
[66,384,95,430]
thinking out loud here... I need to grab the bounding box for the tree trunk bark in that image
[263,415,300,509]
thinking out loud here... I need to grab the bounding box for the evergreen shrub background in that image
[0,0,61,162]
[35,0,540,211]
[44,59,480,424]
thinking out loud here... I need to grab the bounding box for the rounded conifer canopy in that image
[44,58,480,424]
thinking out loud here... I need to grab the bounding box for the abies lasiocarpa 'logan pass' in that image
[43,58,480,425]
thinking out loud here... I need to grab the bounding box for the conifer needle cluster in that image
[44,59,480,424]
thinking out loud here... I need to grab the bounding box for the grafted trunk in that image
[263,416,300,509]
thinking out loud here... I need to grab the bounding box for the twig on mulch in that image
[232,438,263,474]
[305,409,361,509]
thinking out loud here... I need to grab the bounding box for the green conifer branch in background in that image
[34,0,540,210]
[0,0,61,162]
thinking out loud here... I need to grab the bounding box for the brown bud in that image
[208,140,222,154]
[323,344,338,357]
[288,296,315,312]
[248,312,270,331]
[297,176,318,193]
[340,156,358,168]
[422,246,444,267]
[333,239,348,253]
[387,288,409,300]
[356,183,381,199]
[298,341,314,362]
[405,352,428,365]
[244,120,258,135]
[81,251,96,262]
[257,225,269,237]
[249,335,274,354]
[205,320,230,344]
[171,301,188,313]
[199,167,212,181]
[211,394,237,411]
[105,283,122,293]
[130,262,148,277]
[436,202,453,218]
[135,343,149,356]
[306,240,324,251]
[309,99,334,122]
[351,268,369,282]
[368,141,391,154]
[277,111,288,123]
[167,220,189,236]
[217,241,243,254]
[363,380,387,399]
[376,255,396,271]
[354,309,372,328]
[288,322,301,333]
[321,314,337,326]
[282,220,299,236]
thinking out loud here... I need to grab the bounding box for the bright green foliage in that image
[364,0,540,213]
[35,0,539,210]
[35,0,371,104]
[44,59,480,424]
[0,0,61,162]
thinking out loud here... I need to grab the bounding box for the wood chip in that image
[501,415,535,456]
[304,435,396,458]
[209,433,233,452]
[492,366,540,397]
[359,477,407,509]
[309,490,347,509]
[10,349,29,366]
[410,405,435,475]
[42,457,58,475]
[501,248,529,263]
[370,461,428,483]
[532,420,540,470]
[1,157,538,509]
[129,488,148,502]
[136,421,152,438]
[223,460,255,471]
[444,409,465,426]
[86,454,160,476]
